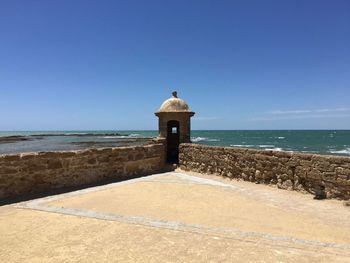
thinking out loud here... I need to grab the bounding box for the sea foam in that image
[231,144,254,147]
[129,134,141,137]
[103,136,128,139]
[329,148,350,155]
[264,147,283,152]
[191,137,220,142]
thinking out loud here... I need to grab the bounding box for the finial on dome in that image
[156,91,192,113]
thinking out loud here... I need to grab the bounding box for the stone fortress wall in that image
[179,143,350,200]
[1,139,350,200]
[0,139,165,200]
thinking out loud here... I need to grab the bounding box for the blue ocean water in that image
[190,130,350,156]
[0,130,349,156]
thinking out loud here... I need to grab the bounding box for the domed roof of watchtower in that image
[157,91,191,112]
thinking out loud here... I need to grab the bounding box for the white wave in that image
[264,148,283,152]
[129,133,141,137]
[64,133,89,135]
[231,145,288,152]
[258,145,275,148]
[329,148,350,155]
[276,137,285,139]
[191,137,219,142]
[191,137,207,142]
[104,134,141,139]
[103,136,128,139]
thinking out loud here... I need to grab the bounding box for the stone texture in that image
[0,141,166,200]
[179,144,350,200]
[2,139,349,201]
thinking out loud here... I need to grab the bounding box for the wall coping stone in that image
[0,140,163,160]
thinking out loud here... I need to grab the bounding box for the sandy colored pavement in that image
[1,171,350,262]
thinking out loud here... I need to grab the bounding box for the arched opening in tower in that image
[166,120,180,163]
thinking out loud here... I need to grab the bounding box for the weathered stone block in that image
[0,167,18,174]
[0,154,20,162]
[87,158,97,165]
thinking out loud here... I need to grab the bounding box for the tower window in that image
[171,127,177,134]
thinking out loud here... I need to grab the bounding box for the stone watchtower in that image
[155,91,195,163]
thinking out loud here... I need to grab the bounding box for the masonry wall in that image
[0,141,165,200]
[179,143,350,200]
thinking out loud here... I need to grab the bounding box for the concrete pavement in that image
[1,171,349,262]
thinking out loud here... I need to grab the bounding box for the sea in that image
[0,130,349,156]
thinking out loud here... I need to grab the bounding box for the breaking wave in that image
[230,144,254,147]
[129,133,141,137]
[191,137,220,142]
[329,148,350,155]
[264,147,283,152]
[231,144,285,152]
[103,134,141,139]
[64,133,89,135]
[103,136,128,139]
[230,144,275,148]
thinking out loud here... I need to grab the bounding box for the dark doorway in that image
[167,120,180,163]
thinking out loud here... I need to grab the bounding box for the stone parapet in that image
[0,142,166,200]
[179,143,350,200]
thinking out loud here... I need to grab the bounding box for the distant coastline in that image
[0,132,154,154]
[0,130,349,156]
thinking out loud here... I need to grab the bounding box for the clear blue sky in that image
[1,0,349,130]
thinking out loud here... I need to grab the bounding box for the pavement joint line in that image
[14,172,350,256]
[15,201,350,256]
